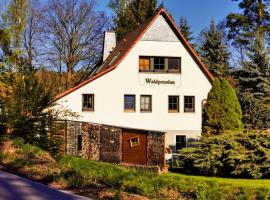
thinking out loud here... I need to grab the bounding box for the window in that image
[176,135,186,151]
[139,56,150,71]
[139,56,181,73]
[168,96,179,112]
[129,137,139,147]
[154,57,165,70]
[184,96,195,113]
[77,135,82,152]
[168,57,181,72]
[82,94,94,111]
[140,95,152,112]
[124,95,136,112]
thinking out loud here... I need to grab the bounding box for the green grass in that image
[2,140,270,199]
[174,173,270,189]
[59,155,270,199]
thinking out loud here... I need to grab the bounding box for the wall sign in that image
[145,78,175,85]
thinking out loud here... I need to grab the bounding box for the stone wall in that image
[100,126,122,163]
[66,121,81,156]
[64,121,164,168]
[147,131,165,167]
[81,123,101,160]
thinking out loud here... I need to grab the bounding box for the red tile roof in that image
[53,8,214,102]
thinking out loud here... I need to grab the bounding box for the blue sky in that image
[0,0,241,36]
[96,0,240,36]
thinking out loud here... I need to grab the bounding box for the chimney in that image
[103,31,116,62]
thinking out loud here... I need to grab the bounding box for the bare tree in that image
[23,0,43,66]
[39,0,109,89]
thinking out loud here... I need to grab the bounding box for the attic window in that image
[139,57,150,71]
[154,57,165,70]
[139,56,181,73]
[129,137,139,147]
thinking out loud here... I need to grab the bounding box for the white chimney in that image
[103,31,116,62]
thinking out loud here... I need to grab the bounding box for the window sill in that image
[124,109,136,113]
[168,110,179,113]
[140,110,152,113]
[82,109,94,112]
[139,70,181,74]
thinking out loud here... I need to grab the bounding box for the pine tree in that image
[202,78,243,134]
[178,16,194,45]
[237,33,270,129]
[110,0,157,40]
[226,0,270,62]
[199,20,230,77]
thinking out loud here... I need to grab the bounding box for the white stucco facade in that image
[55,15,212,150]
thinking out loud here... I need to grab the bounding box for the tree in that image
[202,78,243,134]
[23,0,43,66]
[237,33,270,129]
[0,0,75,153]
[178,16,195,46]
[226,0,270,62]
[0,0,28,67]
[39,0,108,89]
[199,20,230,77]
[110,0,157,40]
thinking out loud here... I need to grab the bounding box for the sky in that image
[0,0,241,36]
[96,0,241,36]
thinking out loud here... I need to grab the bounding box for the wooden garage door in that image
[122,129,147,165]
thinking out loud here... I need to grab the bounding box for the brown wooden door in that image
[122,129,147,165]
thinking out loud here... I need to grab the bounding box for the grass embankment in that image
[1,140,270,200]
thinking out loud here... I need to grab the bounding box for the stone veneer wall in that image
[100,126,122,163]
[147,131,165,166]
[66,121,81,156]
[81,123,100,160]
[64,121,164,168]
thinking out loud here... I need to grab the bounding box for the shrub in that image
[203,78,243,134]
[178,131,270,178]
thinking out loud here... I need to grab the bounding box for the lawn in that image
[170,172,270,189]
[58,155,270,199]
[1,139,270,199]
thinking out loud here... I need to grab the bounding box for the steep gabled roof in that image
[53,8,214,102]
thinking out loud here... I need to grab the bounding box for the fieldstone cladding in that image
[64,121,164,167]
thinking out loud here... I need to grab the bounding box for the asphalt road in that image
[0,171,92,200]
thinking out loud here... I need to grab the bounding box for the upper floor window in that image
[168,57,181,72]
[168,96,179,112]
[139,56,150,71]
[124,95,136,112]
[154,57,165,70]
[82,94,94,111]
[184,96,195,113]
[139,56,181,73]
[140,95,152,112]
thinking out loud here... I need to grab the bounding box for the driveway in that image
[0,171,93,200]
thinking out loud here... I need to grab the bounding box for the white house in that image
[54,8,213,154]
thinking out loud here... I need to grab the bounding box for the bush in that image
[178,131,270,178]
[203,78,243,134]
